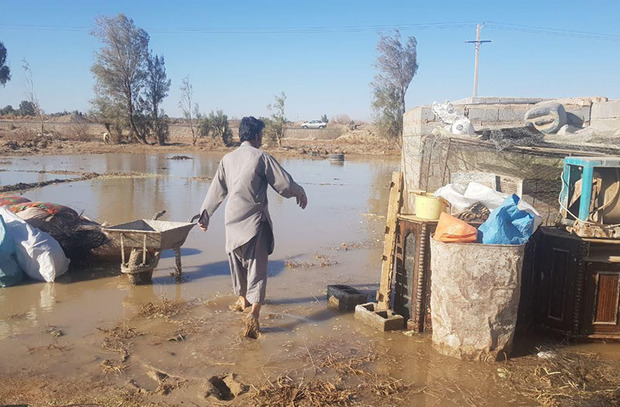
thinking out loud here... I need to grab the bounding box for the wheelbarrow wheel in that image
[123,248,155,285]
[128,271,153,285]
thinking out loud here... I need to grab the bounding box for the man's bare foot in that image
[243,315,260,339]
[229,298,250,312]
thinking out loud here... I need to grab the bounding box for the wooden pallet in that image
[376,171,403,310]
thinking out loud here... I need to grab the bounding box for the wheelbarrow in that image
[103,217,195,284]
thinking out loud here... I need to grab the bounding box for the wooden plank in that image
[376,171,403,310]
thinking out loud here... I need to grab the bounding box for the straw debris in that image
[252,339,413,406]
[506,349,620,406]
[252,375,354,406]
[137,298,191,320]
[98,325,143,361]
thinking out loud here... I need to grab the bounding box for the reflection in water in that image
[39,283,56,311]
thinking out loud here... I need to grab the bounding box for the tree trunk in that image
[129,116,147,144]
[127,97,147,144]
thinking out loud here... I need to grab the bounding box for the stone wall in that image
[401,97,619,215]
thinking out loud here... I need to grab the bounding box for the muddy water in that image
[0,153,393,337]
[0,152,617,406]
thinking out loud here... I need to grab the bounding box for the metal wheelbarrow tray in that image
[103,219,195,284]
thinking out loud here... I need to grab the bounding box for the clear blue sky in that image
[1,0,619,121]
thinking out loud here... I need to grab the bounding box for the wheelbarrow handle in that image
[152,210,166,220]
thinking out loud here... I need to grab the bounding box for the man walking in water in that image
[198,116,307,338]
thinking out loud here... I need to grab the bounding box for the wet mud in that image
[0,152,618,406]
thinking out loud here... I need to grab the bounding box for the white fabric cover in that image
[0,207,69,282]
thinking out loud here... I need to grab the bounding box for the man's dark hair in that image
[239,116,265,142]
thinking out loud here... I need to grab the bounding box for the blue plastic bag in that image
[0,214,25,287]
[478,195,535,245]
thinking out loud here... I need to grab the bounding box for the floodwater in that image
[0,152,617,406]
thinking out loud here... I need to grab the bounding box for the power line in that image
[485,21,620,42]
[0,21,475,34]
[0,21,618,41]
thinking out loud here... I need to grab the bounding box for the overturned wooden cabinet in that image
[534,227,620,339]
[393,215,437,333]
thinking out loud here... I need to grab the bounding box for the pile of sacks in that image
[433,182,543,245]
[0,195,109,287]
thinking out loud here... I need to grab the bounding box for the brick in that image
[565,106,591,126]
[354,303,405,331]
[404,106,435,123]
[497,106,530,123]
[466,107,499,123]
[591,101,620,120]
[326,285,368,312]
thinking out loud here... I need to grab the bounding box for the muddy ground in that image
[0,126,618,406]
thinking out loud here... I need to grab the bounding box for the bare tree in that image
[22,59,44,133]
[179,76,200,145]
[91,14,149,144]
[267,92,287,147]
[140,52,171,145]
[0,42,10,87]
[371,30,418,143]
[199,109,233,146]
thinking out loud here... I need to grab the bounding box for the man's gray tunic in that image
[199,141,305,254]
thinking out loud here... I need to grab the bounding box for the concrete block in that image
[508,97,546,104]
[403,106,435,124]
[565,106,591,126]
[497,106,529,123]
[483,97,501,104]
[466,106,499,124]
[590,118,620,132]
[354,303,405,331]
[327,285,368,312]
[591,101,620,120]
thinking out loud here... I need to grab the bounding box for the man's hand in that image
[193,210,210,232]
[296,193,308,209]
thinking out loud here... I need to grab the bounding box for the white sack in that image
[0,207,70,282]
[432,102,476,136]
[434,182,543,231]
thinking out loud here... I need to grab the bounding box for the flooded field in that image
[0,152,618,406]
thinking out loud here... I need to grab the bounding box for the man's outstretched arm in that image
[264,154,307,209]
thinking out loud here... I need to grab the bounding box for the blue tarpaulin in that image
[0,214,25,287]
[478,195,535,245]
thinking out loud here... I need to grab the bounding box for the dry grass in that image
[285,252,338,269]
[67,121,92,141]
[136,298,207,335]
[98,324,143,361]
[101,359,127,374]
[253,375,354,406]
[137,298,190,320]
[252,339,415,406]
[505,349,620,406]
[26,343,70,354]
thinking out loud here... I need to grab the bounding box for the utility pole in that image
[466,24,492,98]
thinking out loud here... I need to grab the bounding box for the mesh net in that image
[417,134,565,226]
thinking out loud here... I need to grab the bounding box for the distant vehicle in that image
[301,120,327,129]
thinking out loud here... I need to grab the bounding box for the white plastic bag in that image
[0,207,70,282]
[432,102,475,136]
[435,182,543,231]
